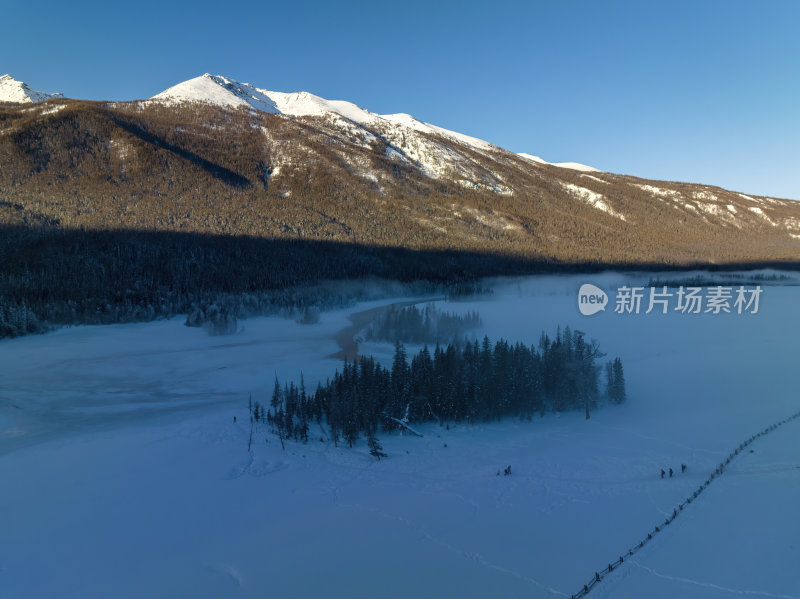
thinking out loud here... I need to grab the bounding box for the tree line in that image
[0,226,500,338]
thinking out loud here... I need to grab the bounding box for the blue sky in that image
[4,0,799,199]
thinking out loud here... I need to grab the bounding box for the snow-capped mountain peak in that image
[151,73,280,114]
[150,74,498,154]
[150,73,597,181]
[0,75,63,103]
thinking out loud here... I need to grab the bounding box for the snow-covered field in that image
[1,272,799,598]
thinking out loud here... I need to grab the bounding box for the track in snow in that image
[570,409,800,598]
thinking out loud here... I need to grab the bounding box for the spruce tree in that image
[368,435,387,460]
[612,357,627,403]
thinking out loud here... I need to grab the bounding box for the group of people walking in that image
[661,463,687,478]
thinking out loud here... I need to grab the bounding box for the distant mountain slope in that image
[1,96,798,267]
[0,75,63,103]
[1,86,799,336]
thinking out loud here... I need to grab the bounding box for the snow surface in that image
[580,174,609,185]
[380,112,495,151]
[749,206,778,226]
[692,190,718,201]
[0,74,63,103]
[518,152,600,172]
[1,272,799,598]
[152,74,279,114]
[562,182,627,221]
[633,184,680,198]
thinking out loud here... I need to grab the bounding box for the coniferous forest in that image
[258,326,626,450]
[363,303,482,345]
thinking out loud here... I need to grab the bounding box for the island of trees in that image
[256,326,626,450]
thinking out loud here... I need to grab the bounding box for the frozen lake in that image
[1,271,798,598]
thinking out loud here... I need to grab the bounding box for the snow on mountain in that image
[562,182,626,220]
[380,112,495,152]
[151,73,507,180]
[518,152,599,172]
[0,75,63,103]
[151,73,280,114]
[152,74,497,153]
[150,74,607,185]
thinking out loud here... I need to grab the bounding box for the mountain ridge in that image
[0,72,590,173]
[150,73,498,154]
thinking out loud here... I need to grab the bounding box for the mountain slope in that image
[0,75,63,103]
[0,89,799,335]
[1,96,798,261]
[151,73,503,180]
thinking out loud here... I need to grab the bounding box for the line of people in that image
[661,463,687,478]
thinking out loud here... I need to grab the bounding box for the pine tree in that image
[388,341,410,427]
[368,435,387,461]
[611,357,627,403]
[271,376,282,409]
